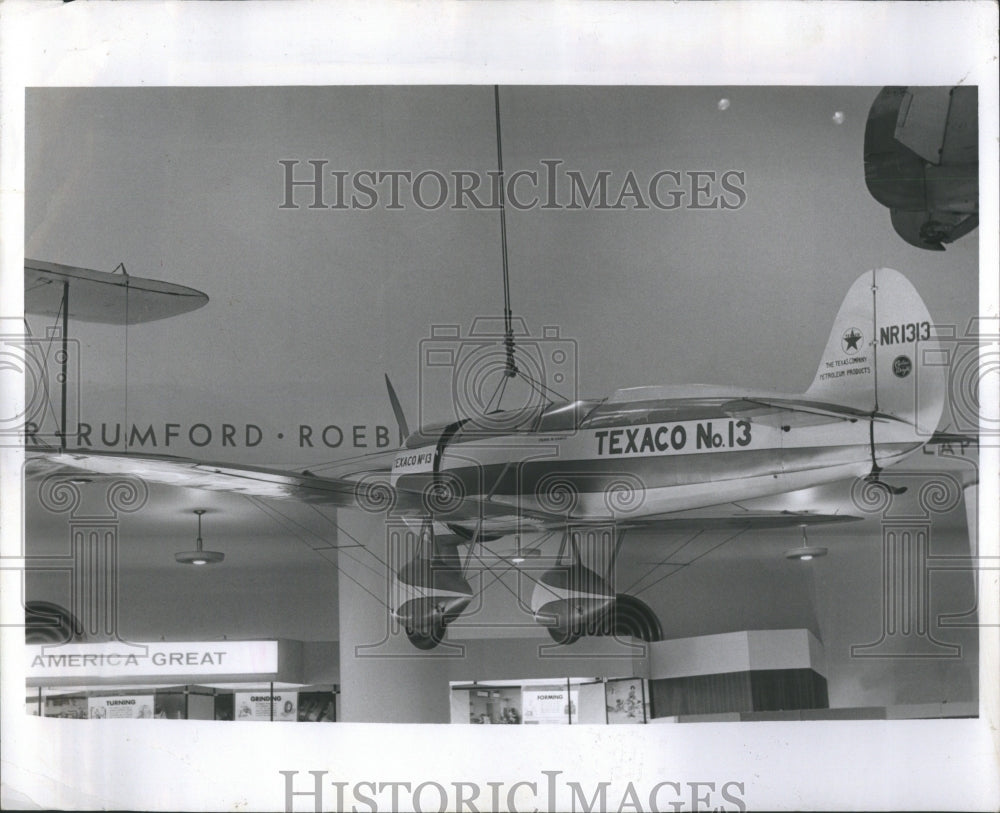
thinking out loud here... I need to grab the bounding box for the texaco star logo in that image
[842,327,863,354]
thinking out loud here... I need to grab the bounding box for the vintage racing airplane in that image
[30,267,946,648]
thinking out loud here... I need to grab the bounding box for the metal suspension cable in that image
[621,530,704,595]
[520,371,566,404]
[868,269,882,477]
[485,371,509,414]
[60,281,68,450]
[492,87,565,408]
[494,85,517,381]
[123,270,129,448]
[632,528,749,598]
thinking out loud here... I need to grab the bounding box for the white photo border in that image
[1,2,997,811]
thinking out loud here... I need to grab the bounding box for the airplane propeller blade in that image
[385,374,410,446]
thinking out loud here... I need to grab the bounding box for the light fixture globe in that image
[785,546,828,561]
[785,525,828,561]
[175,549,225,566]
[175,509,225,565]
[507,540,542,566]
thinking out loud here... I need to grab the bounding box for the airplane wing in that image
[28,446,868,537]
[615,506,860,532]
[28,448,384,505]
[25,448,557,526]
[27,447,864,534]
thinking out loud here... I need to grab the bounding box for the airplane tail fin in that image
[385,374,411,447]
[804,268,945,435]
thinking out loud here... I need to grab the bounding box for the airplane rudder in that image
[804,268,945,434]
[805,269,879,409]
[871,268,945,434]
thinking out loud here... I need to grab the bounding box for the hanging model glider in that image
[864,86,978,251]
[25,259,210,323]
[28,266,947,648]
[21,259,210,454]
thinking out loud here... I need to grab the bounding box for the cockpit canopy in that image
[403,399,604,448]
[403,395,744,448]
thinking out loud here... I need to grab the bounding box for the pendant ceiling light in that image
[175,509,224,565]
[785,524,828,561]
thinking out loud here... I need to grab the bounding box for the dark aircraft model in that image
[864,86,978,251]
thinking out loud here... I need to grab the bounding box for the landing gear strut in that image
[543,594,664,644]
[533,527,663,645]
[395,518,474,651]
[404,621,446,650]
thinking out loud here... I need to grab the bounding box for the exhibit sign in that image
[605,678,647,724]
[42,696,88,719]
[522,686,578,725]
[26,640,279,681]
[88,694,155,720]
[235,691,298,721]
[154,691,187,720]
[296,691,336,722]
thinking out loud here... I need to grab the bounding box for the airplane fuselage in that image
[390,390,924,534]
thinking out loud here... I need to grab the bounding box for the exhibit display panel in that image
[88,693,156,720]
[605,677,648,724]
[465,687,523,725]
[28,684,338,722]
[450,677,648,725]
[24,638,339,721]
[522,685,579,725]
